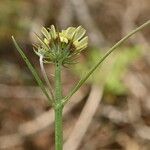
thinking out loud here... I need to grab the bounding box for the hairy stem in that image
[54,61,63,150]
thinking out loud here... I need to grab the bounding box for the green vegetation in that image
[75,46,141,95]
[12,20,150,150]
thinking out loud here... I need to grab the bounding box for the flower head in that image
[34,25,88,65]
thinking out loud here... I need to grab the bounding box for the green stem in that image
[55,107,63,150]
[61,19,150,106]
[54,61,63,150]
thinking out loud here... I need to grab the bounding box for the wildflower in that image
[34,25,88,65]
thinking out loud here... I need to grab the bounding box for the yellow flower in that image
[44,38,49,45]
[59,34,68,43]
[59,26,88,51]
[34,25,88,64]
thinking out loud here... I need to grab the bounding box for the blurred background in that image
[0,0,150,150]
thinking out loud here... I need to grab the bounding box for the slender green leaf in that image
[61,20,150,106]
[12,36,54,106]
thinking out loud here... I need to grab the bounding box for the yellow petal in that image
[59,33,68,43]
[74,36,88,50]
[50,25,57,39]
[74,26,86,41]
[41,27,51,40]
[66,27,76,39]
[44,38,49,45]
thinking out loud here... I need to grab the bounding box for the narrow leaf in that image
[12,36,53,106]
[61,19,150,106]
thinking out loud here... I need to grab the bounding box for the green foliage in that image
[34,25,88,65]
[12,37,53,106]
[74,46,141,95]
[12,20,150,150]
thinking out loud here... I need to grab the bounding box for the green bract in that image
[34,25,88,65]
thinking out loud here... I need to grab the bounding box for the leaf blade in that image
[12,36,53,106]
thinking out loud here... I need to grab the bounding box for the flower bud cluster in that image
[34,25,88,65]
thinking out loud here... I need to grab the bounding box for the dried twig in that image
[100,105,129,123]
[0,88,87,149]
[116,132,140,150]
[0,84,46,100]
[64,85,103,150]
[122,0,150,62]
[124,71,150,140]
